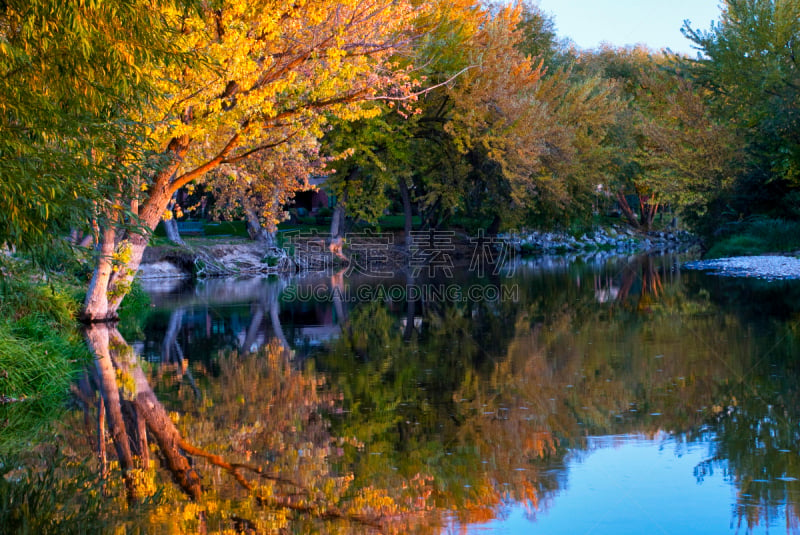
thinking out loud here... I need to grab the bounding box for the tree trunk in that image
[329,190,347,260]
[81,137,190,322]
[488,214,501,235]
[86,233,153,322]
[245,204,276,247]
[330,203,345,239]
[164,218,185,246]
[78,233,95,249]
[81,174,176,322]
[616,191,641,229]
[82,226,118,322]
[639,194,659,231]
[81,130,246,321]
[398,177,413,247]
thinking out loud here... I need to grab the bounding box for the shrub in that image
[705,218,800,258]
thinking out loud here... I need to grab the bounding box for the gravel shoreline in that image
[684,255,800,280]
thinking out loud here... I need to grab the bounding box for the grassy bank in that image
[0,259,91,454]
[705,218,800,258]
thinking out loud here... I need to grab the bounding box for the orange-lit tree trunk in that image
[81,138,193,322]
[615,190,660,231]
[638,193,660,230]
[616,191,641,229]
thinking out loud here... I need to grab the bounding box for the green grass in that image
[200,220,249,237]
[374,214,421,231]
[0,260,90,455]
[154,220,250,238]
[706,218,800,258]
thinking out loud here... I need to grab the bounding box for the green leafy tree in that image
[683,0,800,220]
[632,65,742,231]
[0,0,190,259]
[578,46,738,231]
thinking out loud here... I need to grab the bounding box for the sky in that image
[534,0,723,56]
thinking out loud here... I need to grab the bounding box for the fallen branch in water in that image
[178,438,307,491]
[255,495,386,532]
[178,439,387,532]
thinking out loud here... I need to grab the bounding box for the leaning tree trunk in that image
[81,206,163,322]
[615,191,641,230]
[81,140,189,322]
[81,129,245,322]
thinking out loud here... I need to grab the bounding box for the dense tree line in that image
[1,0,799,314]
[325,0,800,239]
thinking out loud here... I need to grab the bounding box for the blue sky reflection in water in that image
[129,253,800,534]
[456,435,739,534]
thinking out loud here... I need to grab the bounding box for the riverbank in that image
[684,255,800,280]
[139,226,700,280]
[500,226,696,256]
[139,238,290,279]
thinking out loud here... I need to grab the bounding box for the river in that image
[17,252,800,533]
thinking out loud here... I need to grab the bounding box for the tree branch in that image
[220,132,299,165]
[169,134,240,195]
[367,65,478,101]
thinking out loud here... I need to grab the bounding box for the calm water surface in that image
[42,253,800,532]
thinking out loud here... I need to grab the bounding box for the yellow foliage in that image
[115,369,136,400]
[128,468,157,501]
[129,0,425,242]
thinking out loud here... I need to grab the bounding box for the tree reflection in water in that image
[71,323,450,533]
[318,255,800,533]
[23,254,800,533]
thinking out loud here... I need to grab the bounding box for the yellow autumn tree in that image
[82,0,423,321]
